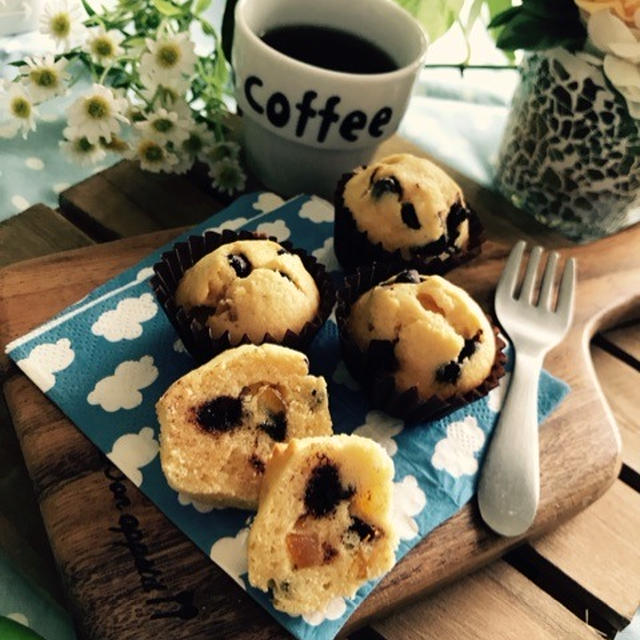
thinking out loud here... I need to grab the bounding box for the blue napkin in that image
[6,192,569,640]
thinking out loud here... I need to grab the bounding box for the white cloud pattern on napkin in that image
[87,355,158,412]
[209,528,249,589]
[107,427,159,487]
[16,338,75,392]
[432,416,485,478]
[257,219,290,241]
[302,596,347,625]
[91,293,158,342]
[332,360,360,391]
[205,217,248,234]
[178,492,215,513]
[253,192,284,213]
[353,410,403,457]
[312,237,339,272]
[299,196,333,223]
[393,475,427,540]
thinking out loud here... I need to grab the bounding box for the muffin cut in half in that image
[156,344,332,510]
[248,434,398,615]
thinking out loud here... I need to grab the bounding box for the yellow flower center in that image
[140,141,164,162]
[157,44,180,68]
[30,68,57,88]
[50,12,71,38]
[152,118,174,133]
[86,96,109,119]
[73,137,94,153]
[10,97,31,119]
[92,36,114,58]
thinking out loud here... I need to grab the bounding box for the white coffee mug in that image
[232,0,427,198]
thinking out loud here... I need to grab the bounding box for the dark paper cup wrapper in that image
[336,262,507,424]
[333,171,485,273]
[150,229,336,364]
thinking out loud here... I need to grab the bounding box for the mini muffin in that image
[175,238,319,344]
[156,344,332,510]
[337,268,505,421]
[334,153,483,271]
[248,434,398,615]
[151,230,336,363]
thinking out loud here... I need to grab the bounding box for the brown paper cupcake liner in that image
[150,229,336,364]
[335,262,507,424]
[333,170,485,273]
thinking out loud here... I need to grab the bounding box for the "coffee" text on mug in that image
[244,76,393,143]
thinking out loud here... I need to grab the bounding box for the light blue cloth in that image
[6,192,569,640]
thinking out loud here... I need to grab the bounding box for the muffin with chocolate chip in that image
[157,344,333,510]
[248,434,397,615]
[337,268,505,422]
[176,238,319,344]
[334,153,483,271]
[151,230,335,363]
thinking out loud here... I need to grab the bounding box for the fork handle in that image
[478,351,543,537]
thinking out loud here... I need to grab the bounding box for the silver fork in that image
[478,241,576,537]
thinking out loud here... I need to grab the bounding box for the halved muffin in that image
[156,344,332,510]
[248,434,398,615]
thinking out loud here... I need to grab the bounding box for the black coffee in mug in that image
[261,24,398,74]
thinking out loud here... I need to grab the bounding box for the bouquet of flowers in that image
[0,0,246,195]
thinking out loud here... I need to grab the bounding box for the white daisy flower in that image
[66,83,129,144]
[171,152,195,174]
[39,0,85,51]
[128,136,179,173]
[206,140,241,163]
[139,33,197,84]
[85,26,124,65]
[60,134,107,165]
[19,55,70,103]
[181,121,215,162]
[140,70,191,98]
[0,84,38,139]
[134,108,190,145]
[209,157,247,195]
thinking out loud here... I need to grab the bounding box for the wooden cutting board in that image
[1,157,638,639]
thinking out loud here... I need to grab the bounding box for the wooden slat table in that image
[1,144,639,639]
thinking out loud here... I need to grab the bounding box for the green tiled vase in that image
[496,48,640,242]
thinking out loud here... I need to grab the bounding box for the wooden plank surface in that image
[0,204,92,268]
[373,561,601,640]
[59,161,228,240]
[1,137,638,640]
[1,216,634,638]
[591,344,640,475]
[531,481,640,621]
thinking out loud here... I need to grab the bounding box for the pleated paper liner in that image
[150,229,336,364]
[333,170,485,273]
[335,262,507,424]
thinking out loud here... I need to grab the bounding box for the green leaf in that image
[80,0,96,17]
[193,0,211,14]
[393,0,463,44]
[465,0,484,33]
[487,6,520,28]
[151,0,182,16]
[199,17,217,37]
